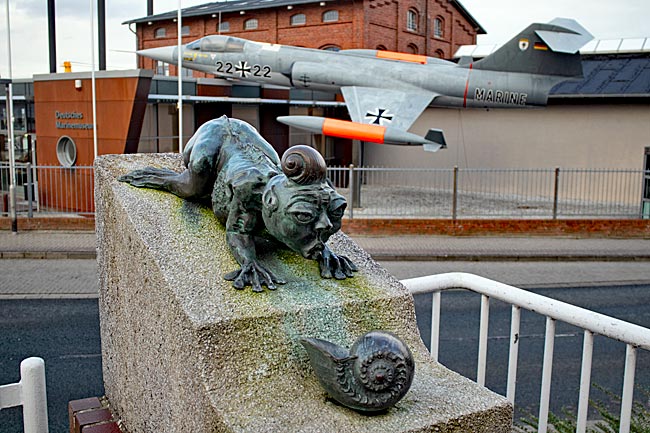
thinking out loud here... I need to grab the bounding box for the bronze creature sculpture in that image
[119,116,356,292]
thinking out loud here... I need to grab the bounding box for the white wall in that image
[364,104,650,169]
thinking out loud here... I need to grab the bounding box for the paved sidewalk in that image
[353,235,650,261]
[1,230,649,300]
[0,259,98,299]
[0,231,96,259]
[2,230,650,261]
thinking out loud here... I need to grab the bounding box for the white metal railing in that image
[400,272,650,433]
[0,357,49,433]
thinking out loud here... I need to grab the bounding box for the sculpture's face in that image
[262,177,346,259]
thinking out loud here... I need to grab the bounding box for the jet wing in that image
[341,86,438,131]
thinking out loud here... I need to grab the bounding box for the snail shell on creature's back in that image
[281,145,327,185]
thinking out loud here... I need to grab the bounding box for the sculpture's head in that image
[262,146,346,259]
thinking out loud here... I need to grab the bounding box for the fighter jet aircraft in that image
[138,18,592,151]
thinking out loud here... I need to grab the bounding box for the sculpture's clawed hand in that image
[224,261,287,292]
[318,248,358,280]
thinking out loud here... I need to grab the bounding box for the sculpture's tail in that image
[118,167,179,191]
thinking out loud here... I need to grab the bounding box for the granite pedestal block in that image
[95,153,512,433]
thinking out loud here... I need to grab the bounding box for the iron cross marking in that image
[299,74,311,87]
[365,108,394,126]
[235,61,252,78]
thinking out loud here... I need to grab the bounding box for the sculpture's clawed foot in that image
[318,249,358,280]
[224,261,287,292]
[118,167,178,189]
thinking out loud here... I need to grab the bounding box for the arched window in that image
[181,25,190,36]
[244,18,258,30]
[407,43,419,54]
[218,21,230,33]
[291,13,306,26]
[320,44,341,52]
[435,49,445,59]
[322,10,339,23]
[376,45,387,51]
[407,9,418,32]
[154,27,166,38]
[434,17,444,38]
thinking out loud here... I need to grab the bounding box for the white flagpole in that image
[177,0,183,154]
[5,0,17,232]
[90,0,98,159]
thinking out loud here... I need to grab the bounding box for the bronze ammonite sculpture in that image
[300,330,415,413]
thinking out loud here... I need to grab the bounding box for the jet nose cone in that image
[136,46,177,63]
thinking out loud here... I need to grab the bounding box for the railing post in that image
[430,291,441,362]
[576,330,594,433]
[21,357,49,433]
[620,344,637,433]
[348,164,354,220]
[0,357,49,433]
[538,317,556,433]
[477,294,490,387]
[26,163,34,218]
[552,167,560,219]
[506,305,521,404]
[452,166,458,220]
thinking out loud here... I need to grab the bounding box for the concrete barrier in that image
[95,153,512,433]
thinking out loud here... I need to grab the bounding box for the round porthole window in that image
[56,136,77,167]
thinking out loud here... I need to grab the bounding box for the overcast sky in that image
[1,0,649,79]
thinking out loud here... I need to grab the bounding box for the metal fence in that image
[1,163,647,219]
[329,166,648,219]
[1,163,95,217]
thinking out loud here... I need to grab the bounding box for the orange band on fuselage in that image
[376,51,428,64]
[322,119,386,143]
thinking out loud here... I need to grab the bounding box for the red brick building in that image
[127,0,485,77]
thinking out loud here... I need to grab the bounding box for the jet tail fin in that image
[472,18,593,78]
[423,129,447,152]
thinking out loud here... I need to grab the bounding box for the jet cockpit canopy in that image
[185,36,246,53]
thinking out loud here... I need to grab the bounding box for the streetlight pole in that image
[90,0,98,159]
[177,0,183,154]
[5,0,17,232]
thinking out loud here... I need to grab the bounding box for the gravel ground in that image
[336,185,640,219]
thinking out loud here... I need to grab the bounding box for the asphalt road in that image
[2,259,650,431]
[0,299,103,433]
